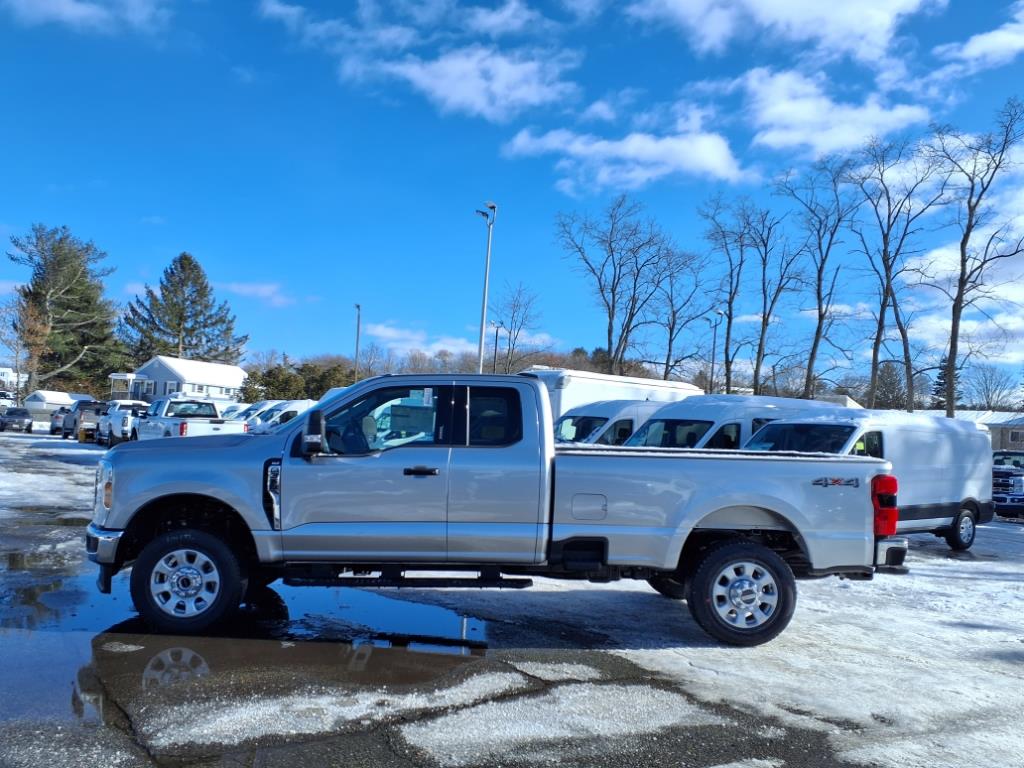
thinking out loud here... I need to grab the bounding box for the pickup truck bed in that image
[86,374,907,646]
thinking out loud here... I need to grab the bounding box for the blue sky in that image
[1,0,1023,377]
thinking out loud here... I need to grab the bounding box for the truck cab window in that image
[324,386,451,454]
[468,387,522,447]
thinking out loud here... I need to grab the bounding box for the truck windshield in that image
[554,415,608,442]
[994,452,1024,468]
[625,419,713,448]
[166,401,219,418]
[746,423,856,453]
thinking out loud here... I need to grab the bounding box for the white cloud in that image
[366,322,476,355]
[463,0,548,38]
[934,1,1024,71]
[559,0,605,19]
[221,282,295,308]
[0,280,21,294]
[624,0,944,64]
[741,68,929,155]
[505,124,745,192]
[382,45,580,122]
[1,0,170,33]
[580,99,616,122]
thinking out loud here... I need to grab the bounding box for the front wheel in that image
[687,540,796,646]
[26,424,32,434]
[130,529,244,634]
[130,430,139,441]
[945,509,976,551]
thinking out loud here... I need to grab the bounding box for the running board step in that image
[283,576,534,589]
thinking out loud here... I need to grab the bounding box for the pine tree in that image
[8,224,122,393]
[874,362,906,409]
[931,355,961,410]
[120,253,248,365]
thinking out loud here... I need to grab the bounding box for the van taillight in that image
[243,422,249,433]
[872,474,899,536]
[179,422,188,437]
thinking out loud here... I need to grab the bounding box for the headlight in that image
[1012,476,1024,493]
[94,460,114,522]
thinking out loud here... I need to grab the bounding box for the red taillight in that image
[243,422,249,433]
[179,422,188,437]
[872,474,899,536]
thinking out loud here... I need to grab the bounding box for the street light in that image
[353,303,362,381]
[704,309,725,394]
[491,320,504,373]
[475,201,497,374]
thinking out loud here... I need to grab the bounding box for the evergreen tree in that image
[930,355,961,410]
[120,253,247,364]
[874,362,906,409]
[8,224,122,393]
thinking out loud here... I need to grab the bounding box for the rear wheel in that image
[945,509,976,551]
[648,574,688,599]
[130,430,138,441]
[61,428,69,439]
[130,529,243,634]
[686,540,796,646]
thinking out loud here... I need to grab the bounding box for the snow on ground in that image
[142,671,530,749]
[400,682,729,767]
[506,661,603,681]
[0,434,99,516]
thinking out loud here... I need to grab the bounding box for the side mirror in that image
[301,409,326,457]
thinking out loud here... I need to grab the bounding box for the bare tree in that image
[925,98,1024,417]
[557,196,670,375]
[650,249,712,380]
[0,298,31,399]
[700,196,748,393]
[851,138,948,410]
[491,282,545,373]
[965,362,1020,409]
[742,203,802,395]
[777,157,861,398]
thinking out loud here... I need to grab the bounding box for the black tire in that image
[108,432,120,447]
[49,426,57,435]
[686,540,797,647]
[61,428,69,439]
[130,529,244,634]
[130,430,138,441]
[648,574,688,599]
[0,423,5,432]
[945,509,977,551]
[26,424,32,434]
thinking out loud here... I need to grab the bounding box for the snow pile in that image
[508,661,602,681]
[144,671,529,748]
[400,682,729,767]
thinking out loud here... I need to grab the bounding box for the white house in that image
[0,367,28,391]
[109,356,246,402]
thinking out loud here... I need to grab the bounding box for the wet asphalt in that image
[0,432,933,768]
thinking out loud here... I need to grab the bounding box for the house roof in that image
[25,390,93,403]
[916,409,1024,425]
[138,356,247,387]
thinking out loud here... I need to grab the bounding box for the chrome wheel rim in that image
[149,549,220,618]
[142,647,210,690]
[711,560,779,629]
[959,515,974,543]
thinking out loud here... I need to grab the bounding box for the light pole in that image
[353,303,362,381]
[491,320,504,373]
[475,202,497,374]
[705,310,724,394]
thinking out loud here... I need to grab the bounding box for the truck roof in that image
[761,408,991,434]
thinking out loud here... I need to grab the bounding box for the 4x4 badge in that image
[812,477,860,488]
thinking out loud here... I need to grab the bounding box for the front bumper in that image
[85,522,123,565]
[875,536,908,574]
[993,497,1024,518]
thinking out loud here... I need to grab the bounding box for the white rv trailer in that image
[520,367,702,419]
[624,394,843,451]
[554,400,672,445]
[744,409,994,550]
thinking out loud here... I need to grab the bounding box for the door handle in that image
[403,466,440,477]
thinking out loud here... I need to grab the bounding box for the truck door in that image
[140,401,161,440]
[447,384,544,563]
[279,384,454,561]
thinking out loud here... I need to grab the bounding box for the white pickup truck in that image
[132,396,247,441]
[86,374,908,646]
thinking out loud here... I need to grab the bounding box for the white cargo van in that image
[745,410,995,550]
[625,395,842,451]
[554,400,668,445]
[521,367,702,419]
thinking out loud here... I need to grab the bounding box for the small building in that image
[24,390,93,421]
[109,356,246,403]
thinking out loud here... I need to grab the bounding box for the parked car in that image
[554,400,668,445]
[0,407,33,432]
[219,403,250,420]
[625,395,843,451]
[61,399,105,440]
[87,373,907,646]
[992,450,1024,518]
[134,396,247,440]
[96,400,150,446]
[50,406,70,435]
[745,409,994,550]
[248,399,316,433]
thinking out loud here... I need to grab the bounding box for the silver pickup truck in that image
[86,374,908,646]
